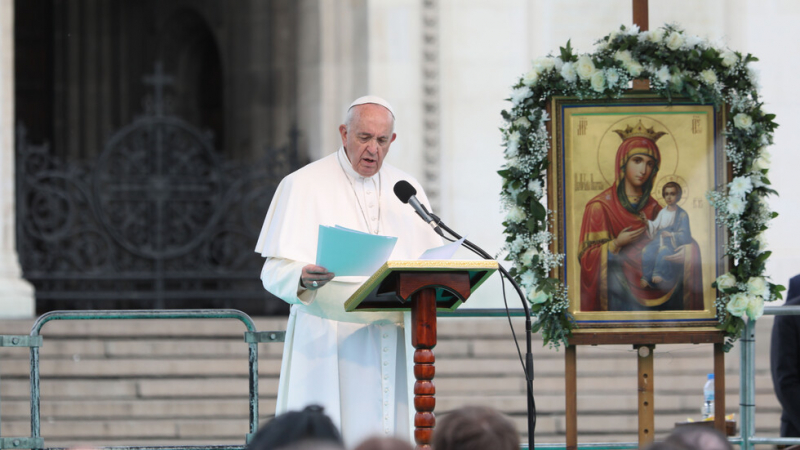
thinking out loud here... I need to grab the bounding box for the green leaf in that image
[531,201,547,221]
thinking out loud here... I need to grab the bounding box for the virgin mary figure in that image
[578,121,704,312]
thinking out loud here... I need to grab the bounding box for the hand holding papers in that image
[316,225,398,276]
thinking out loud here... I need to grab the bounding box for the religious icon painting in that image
[548,95,727,330]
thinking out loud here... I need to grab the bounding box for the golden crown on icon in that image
[613,120,667,142]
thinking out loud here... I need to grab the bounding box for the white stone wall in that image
[0,0,35,318]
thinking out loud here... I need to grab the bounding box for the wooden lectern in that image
[345,260,498,450]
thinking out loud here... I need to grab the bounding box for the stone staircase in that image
[0,314,782,448]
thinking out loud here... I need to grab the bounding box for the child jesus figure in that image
[640,181,693,289]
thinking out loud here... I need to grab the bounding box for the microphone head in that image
[393,180,417,204]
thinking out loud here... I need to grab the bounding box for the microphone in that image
[393,180,443,236]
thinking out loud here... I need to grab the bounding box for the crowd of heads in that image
[247,404,747,450]
[245,405,518,450]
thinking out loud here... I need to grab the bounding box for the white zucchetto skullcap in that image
[348,95,395,118]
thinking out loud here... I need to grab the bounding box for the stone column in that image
[0,0,35,318]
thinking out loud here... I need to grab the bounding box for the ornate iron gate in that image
[15,64,303,314]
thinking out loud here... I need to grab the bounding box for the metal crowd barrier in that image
[2,306,799,450]
[0,309,285,450]
[444,305,800,450]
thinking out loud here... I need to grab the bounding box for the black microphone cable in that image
[429,213,537,448]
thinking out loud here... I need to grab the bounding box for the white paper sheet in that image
[418,236,467,260]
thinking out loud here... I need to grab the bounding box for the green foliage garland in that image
[499,24,782,351]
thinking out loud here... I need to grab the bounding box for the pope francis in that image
[254,96,442,446]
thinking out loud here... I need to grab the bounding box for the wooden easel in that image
[561,4,728,449]
[564,332,727,449]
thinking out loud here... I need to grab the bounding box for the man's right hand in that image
[300,264,335,290]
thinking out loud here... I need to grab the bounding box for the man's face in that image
[339,104,396,177]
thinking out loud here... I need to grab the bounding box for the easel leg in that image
[714,343,726,434]
[636,344,655,447]
[411,288,437,450]
[565,345,577,450]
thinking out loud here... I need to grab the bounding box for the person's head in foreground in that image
[353,436,414,450]
[642,425,732,450]
[246,405,344,450]
[432,406,519,450]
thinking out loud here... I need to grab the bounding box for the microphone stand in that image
[430,213,536,448]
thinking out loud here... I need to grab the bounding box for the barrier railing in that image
[0,309,285,450]
[2,306,799,450]
[444,305,800,449]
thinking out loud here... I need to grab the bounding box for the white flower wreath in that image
[499,24,783,350]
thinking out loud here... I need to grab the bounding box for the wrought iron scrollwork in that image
[16,63,303,314]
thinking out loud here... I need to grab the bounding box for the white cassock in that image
[254,147,442,446]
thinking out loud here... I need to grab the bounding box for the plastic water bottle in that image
[701,373,715,420]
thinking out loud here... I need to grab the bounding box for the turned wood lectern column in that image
[344,260,498,449]
[398,272,471,449]
[344,261,497,450]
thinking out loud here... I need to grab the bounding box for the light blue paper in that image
[316,225,398,276]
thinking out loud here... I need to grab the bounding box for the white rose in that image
[716,273,737,290]
[626,61,644,77]
[614,50,633,65]
[727,293,749,318]
[510,86,531,106]
[752,150,770,171]
[746,295,765,320]
[576,55,596,80]
[514,117,531,129]
[554,58,564,71]
[529,287,549,305]
[655,66,671,84]
[752,155,769,171]
[648,29,665,43]
[721,50,738,68]
[560,62,578,82]
[700,69,718,85]
[533,57,556,74]
[606,69,620,87]
[685,35,703,48]
[528,179,543,198]
[666,31,685,50]
[521,247,539,267]
[727,196,746,216]
[733,113,753,130]
[625,24,640,35]
[522,70,539,87]
[590,70,606,92]
[746,277,769,298]
[506,206,526,223]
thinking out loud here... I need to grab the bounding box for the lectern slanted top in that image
[344,259,498,312]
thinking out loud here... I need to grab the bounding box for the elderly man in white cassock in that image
[254,96,442,446]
